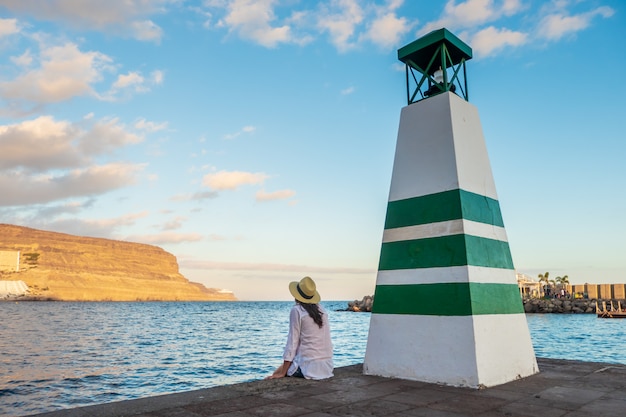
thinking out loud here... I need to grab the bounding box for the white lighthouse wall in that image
[472,313,539,387]
[375,265,517,286]
[364,314,480,387]
[388,93,458,202]
[364,312,538,388]
[388,92,499,202]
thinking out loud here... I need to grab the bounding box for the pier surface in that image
[34,358,625,417]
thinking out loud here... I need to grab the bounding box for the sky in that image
[0,0,624,301]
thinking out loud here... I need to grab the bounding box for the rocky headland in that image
[345,295,373,312]
[0,224,236,302]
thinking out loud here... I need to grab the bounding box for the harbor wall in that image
[570,284,626,300]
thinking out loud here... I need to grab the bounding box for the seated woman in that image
[266,276,334,380]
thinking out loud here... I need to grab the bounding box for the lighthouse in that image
[363,28,538,388]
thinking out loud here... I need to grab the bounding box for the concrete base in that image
[30,358,626,417]
[364,313,538,388]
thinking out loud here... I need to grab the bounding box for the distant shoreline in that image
[343,295,626,314]
[0,295,238,302]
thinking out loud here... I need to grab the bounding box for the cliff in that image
[0,224,236,302]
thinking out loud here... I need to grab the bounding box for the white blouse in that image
[283,303,334,380]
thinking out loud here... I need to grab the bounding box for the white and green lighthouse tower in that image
[364,29,538,388]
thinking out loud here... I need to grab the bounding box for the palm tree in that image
[555,275,570,298]
[538,272,551,297]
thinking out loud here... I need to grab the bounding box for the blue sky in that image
[0,0,623,300]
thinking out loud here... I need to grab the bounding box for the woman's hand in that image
[265,361,291,379]
[265,369,286,379]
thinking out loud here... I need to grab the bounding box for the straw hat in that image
[289,276,321,304]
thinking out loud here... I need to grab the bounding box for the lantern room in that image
[398,28,472,104]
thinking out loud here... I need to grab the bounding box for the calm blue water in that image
[0,302,624,417]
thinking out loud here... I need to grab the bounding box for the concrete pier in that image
[33,358,626,417]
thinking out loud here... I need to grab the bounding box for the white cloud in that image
[203,0,412,50]
[391,62,405,72]
[30,211,151,239]
[10,49,33,67]
[223,125,256,140]
[0,116,142,172]
[131,20,163,42]
[256,189,296,201]
[202,170,268,191]
[0,162,145,206]
[0,211,151,241]
[151,70,164,85]
[180,259,370,274]
[64,163,145,192]
[501,0,523,15]
[169,191,219,201]
[161,216,187,231]
[317,0,364,52]
[107,70,163,98]
[220,0,292,47]
[537,6,614,41]
[471,26,528,57]
[125,232,204,245]
[35,200,93,218]
[361,0,414,49]
[0,116,84,171]
[0,43,162,108]
[0,0,171,42]
[0,42,112,105]
[78,117,143,155]
[341,86,355,95]
[416,0,615,60]
[135,118,168,132]
[420,0,525,35]
[363,12,411,48]
[113,72,145,90]
[0,115,146,206]
[0,18,20,37]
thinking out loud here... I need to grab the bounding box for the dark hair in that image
[297,301,324,328]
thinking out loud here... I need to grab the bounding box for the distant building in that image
[570,283,626,299]
[516,273,541,298]
[0,280,28,297]
[516,273,626,299]
[0,251,20,272]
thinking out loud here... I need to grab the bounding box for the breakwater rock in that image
[345,295,625,314]
[523,298,624,314]
[345,295,373,312]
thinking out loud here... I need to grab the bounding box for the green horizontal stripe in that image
[384,189,504,229]
[378,235,514,270]
[372,283,524,315]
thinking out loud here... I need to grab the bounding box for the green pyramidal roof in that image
[398,28,472,71]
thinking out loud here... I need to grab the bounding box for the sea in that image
[1,301,625,417]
